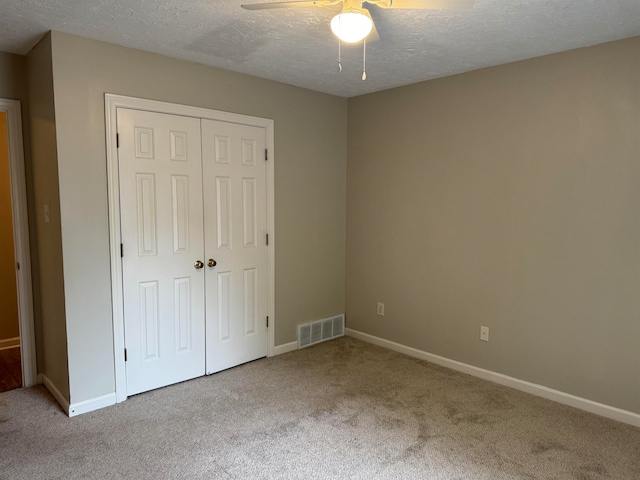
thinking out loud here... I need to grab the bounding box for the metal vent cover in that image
[298,314,345,349]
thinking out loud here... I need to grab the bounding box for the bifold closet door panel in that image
[201,119,268,374]
[118,108,206,396]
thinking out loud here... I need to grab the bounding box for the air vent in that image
[298,314,345,349]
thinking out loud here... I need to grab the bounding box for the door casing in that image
[105,94,275,403]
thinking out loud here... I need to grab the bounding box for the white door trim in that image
[105,94,276,403]
[0,98,37,387]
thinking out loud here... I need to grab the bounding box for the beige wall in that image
[47,32,346,403]
[0,111,20,341]
[26,34,69,400]
[346,36,640,414]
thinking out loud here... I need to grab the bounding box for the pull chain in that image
[362,38,367,81]
[338,39,342,72]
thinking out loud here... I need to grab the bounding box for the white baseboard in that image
[42,374,70,416]
[346,328,640,428]
[69,393,116,417]
[41,373,116,417]
[0,337,20,351]
[273,341,297,356]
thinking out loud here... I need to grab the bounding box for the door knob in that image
[194,260,204,269]
[208,259,217,268]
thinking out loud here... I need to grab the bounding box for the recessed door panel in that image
[243,268,258,336]
[216,177,232,249]
[171,175,190,253]
[241,139,256,166]
[217,271,232,342]
[243,178,257,248]
[170,131,188,162]
[136,174,157,256]
[135,127,154,159]
[215,136,230,164]
[174,277,192,352]
[140,281,159,361]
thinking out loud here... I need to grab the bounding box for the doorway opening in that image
[0,109,22,392]
[0,99,37,391]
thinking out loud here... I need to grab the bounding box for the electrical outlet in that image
[377,302,385,316]
[480,326,489,342]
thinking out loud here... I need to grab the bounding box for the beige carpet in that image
[1,337,639,479]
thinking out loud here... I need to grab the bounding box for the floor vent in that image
[298,314,345,349]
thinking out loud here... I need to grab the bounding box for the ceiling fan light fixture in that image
[330,8,373,44]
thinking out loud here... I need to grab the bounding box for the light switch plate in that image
[480,326,489,342]
[43,204,51,223]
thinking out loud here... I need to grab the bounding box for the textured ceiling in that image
[1,0,640,97]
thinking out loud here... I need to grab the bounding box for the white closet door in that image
[202,119,268,374]
[118,108,205,395]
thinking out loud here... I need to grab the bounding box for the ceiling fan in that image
[241,0,475,79]
[241,0,474,43]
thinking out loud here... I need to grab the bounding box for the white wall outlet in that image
[480,326,489,342]
[377,302,385,316]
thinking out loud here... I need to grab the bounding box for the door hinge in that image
[120,243,124,258]
[116,133,120,148]
[265,148,268,161]
[266,316,269,328]
[16,262,20,270]
[266,233,269,246]
[124,348,127,362]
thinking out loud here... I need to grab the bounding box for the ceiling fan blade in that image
[241,0,337,10]
[383,0,474,10]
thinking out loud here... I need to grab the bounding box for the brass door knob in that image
[194,260,204,269]
[208,259,217,268]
